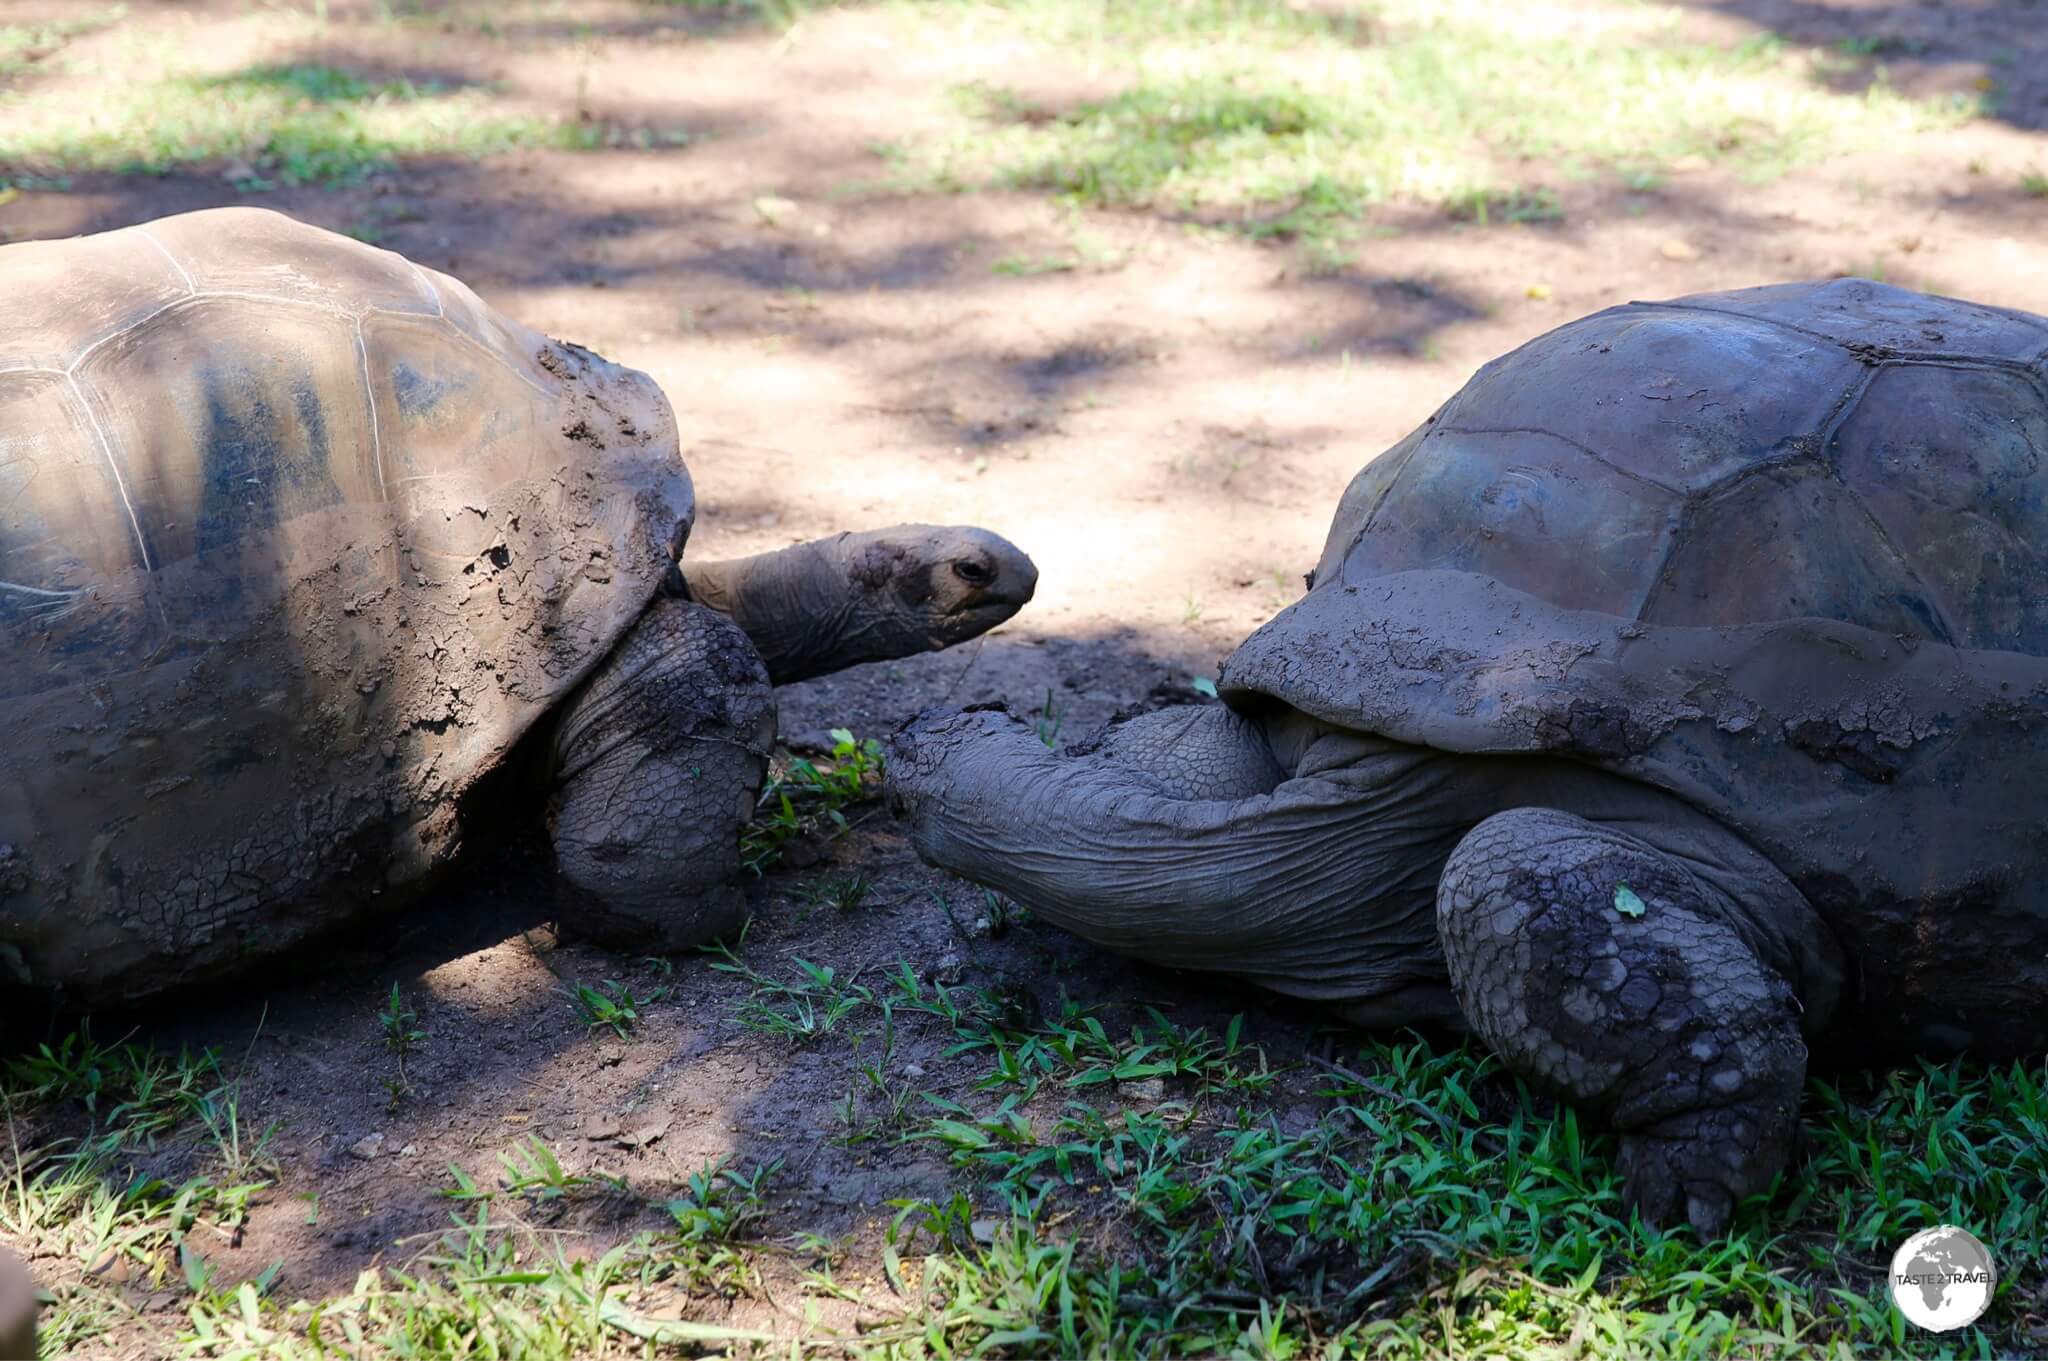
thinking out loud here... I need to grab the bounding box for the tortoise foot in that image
[1436,807,1807,1237]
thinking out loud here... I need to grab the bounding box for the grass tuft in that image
[741,728,886,874]
[884,1031,2047,1356]
[1,62,607,186]
[560,978,665,1039]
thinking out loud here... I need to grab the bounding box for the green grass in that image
[797,870,877,915]
[376,982,425,1108]
[0,5,126,78]
[5,1004,2041,1355]
[560,978,666,1039]
[0,61,610,186]
[688,934,2044,1355]
[1,1028,284,1355]
[880,1040,2045,1357]
[707,945,872,1043]
[741,728,886,874]
[183,1171,778,1358]
[881,0,1984,264]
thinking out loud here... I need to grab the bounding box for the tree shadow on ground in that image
[1671,0,2048,132]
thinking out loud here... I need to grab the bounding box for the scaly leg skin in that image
[1080,704,1287,800]
[548,596,776,952]
[1436,807,1807,1237]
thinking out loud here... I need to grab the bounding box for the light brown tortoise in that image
[0,207,1035,1002]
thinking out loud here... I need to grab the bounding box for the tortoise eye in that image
[952,558,995,587]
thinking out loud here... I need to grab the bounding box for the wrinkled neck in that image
[683,536,918,685]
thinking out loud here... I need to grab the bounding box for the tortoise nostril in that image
[952,558,995,587]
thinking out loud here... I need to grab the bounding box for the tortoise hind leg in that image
[547,595,776,951]
[1435,807,1808,1236]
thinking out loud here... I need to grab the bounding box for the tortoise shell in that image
[1314,278,2048,649]
[0,208,687,994]
[1219,280,2048,1058]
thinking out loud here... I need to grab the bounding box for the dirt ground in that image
[4,0,2048,1353]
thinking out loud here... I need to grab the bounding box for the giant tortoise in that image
[0,207,1034,1001]
[888,278,2048,1234]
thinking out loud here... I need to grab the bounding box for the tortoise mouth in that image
[938,572,1037,618]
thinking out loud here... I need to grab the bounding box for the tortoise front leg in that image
[1436,808,1810,1237]
[547,595,776,951]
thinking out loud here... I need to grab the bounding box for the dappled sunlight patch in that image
[879,0,1985,263]
[416,936,560,1017]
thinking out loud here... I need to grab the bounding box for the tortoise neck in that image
[682,535,912,685]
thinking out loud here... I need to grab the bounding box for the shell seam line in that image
[67,291,363,375]
[402,259,447,318]
[64,370,153,575]
[354,317,387,500]
[1434,423,1685,496]
[134,226,197,294]
[0,579,83,598]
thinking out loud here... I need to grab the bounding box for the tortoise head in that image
[843,524,1038,653]
[680,524,1036,685]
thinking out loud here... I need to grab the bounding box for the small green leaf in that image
[881,1241,906,1294]
[180,1242,213,1295]
[1613,883,1647,918]
[1191,676,1219,697]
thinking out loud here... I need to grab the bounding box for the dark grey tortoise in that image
[887,278,2048,1235]
[0,207,1034,1002]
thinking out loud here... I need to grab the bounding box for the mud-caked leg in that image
[548,595,776,951]
[1436,808,1808,1236]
